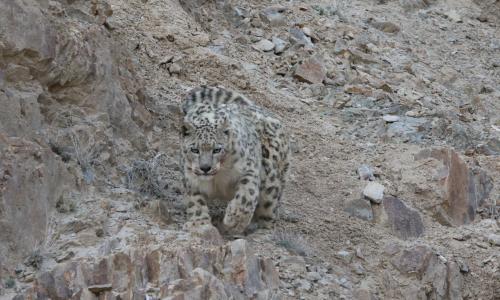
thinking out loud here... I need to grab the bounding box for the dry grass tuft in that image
[272,229,313,256]
[126,153,169,198]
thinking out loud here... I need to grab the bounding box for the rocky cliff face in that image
[1,0,499,299]
[0,0,148,276]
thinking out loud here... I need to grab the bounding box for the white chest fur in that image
[195,166,241,204]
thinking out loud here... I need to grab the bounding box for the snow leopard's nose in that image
[200,165,212,174]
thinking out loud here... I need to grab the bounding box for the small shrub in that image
[24,250,43,270]
[126,153,169,198]
[272,229,312,257]
[4,277,15,289]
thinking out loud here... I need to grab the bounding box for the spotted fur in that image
[180,86,290,234]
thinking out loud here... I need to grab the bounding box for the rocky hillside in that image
[0,0,498,299]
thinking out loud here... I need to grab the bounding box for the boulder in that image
[294,56,326,84]
[383,196,424,240]
[416,148,493,226]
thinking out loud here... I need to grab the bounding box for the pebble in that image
[169,62,182,74]
[363,182,385,203]
[336,250,353,263]
[272,37,287,54]
[353,263,365,275]
[252,39,275,52]
[371,21,400,33]
[259,6,287,26]
[289,27,314,48]
[357,164,375,181]
[318,274,335,285]
[444,10,462,23]
[305,271,322,282]
[383,115,400,123]
[302,27,312,37]
[294,279,312,291]
[337,277,351,289]
[487,234,500,246]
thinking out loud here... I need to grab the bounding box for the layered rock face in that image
[0,0,148,271]
[21,234,279,299]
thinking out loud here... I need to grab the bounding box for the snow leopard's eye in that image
[213,147,222,154]
[190,148,199,154]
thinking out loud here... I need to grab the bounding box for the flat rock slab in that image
[344,198,373,221]
[88,284,112,294]
[252,39,275,52]
[383,115,400,123]
[294,56,326,84]
[383,196,424,240]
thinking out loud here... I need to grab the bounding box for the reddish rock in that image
[294,56,326,84]
[416,148,493,226]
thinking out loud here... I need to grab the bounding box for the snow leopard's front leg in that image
[223,168,260,234]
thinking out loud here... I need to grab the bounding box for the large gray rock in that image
[383,196,424,239]
[390,245,464,299]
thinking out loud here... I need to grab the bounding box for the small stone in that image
[487,234,500,246]
[334,38,348,54]
[356,248,365,260]
[452,233,471,241]
[252,39,275,52]
[88,284,112,294]
[302,27,312,36]
[383,115,400,123]
[477,14,488,22]
[337,277,351,289]
[371,21,400,33]
[475,242,489,249]
[289,27,314,48]
[445,10,462,23]
[159,55,174,66]
[457,260,469,273]
[363,182,385,203]
[259,6,287,26]
[295,279,312,291]
[250,28,265,37]
[306,271,322,282]
[357,165,375,181]
[336,250,353,263]
[353,263,365,275]
[294,56,326,84]
[344,85,372,95]
[272,37,287,54]
[169,62,182,74]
